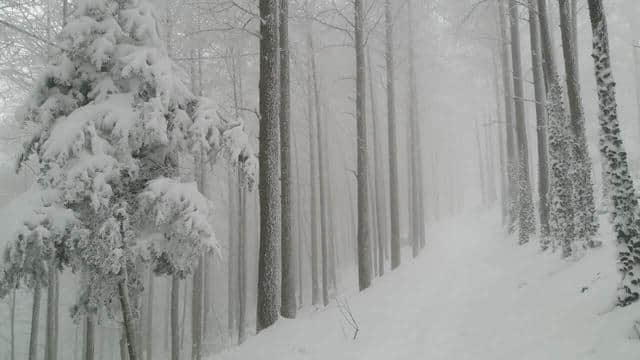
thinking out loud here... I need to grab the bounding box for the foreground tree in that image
[587,0,640,306]
[508,0,535,243]
[558,0,598,251]
[1,1,256,359]
[279,0,296,319]
[355,0,372,290]
[257,0,282,330]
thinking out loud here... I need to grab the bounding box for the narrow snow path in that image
[213,210,640,360]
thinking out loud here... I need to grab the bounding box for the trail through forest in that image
[214,210,640,360]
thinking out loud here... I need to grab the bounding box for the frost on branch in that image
[137,178,217,278]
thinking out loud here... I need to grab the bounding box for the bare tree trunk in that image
[171,275,179,360]
[385,0,401,270]
[145,271,153,360]
[528,0,550,238]
[10,289,15,360]
[497,0,517,232]
[119,330,127,360]
[305,34,321,305]
[45,265,57,360]
[118,275,138,360]
[85,314,95,360]
[191,257,203,360]
[257,0,281,331]
[355,0,372,291]
[307,27,330,306]
[237,166,248,344]
[475,119,487,205]
[367,49,386,277]
[279,0,296,319]
[29,284,41,360]
[509,0,536,243]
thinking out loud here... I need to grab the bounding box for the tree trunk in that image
[355,0,372,291]
[237,166,248,344]
[475,120,487,205]
[191,257,203,360]
[385,0,401,270]
[118,276,138,360]
[528,0,550,238]
[10,289,16,360]
[508,0,536,243]
[279,0,296,319]
[171,275,179,360]
[85,314,95,360]
[497,0,518,232]
[559,0,598,250]
[367,48,386,277]
[45,266,57,360]
[307,27,330,306]
[587,0,640,307]
[257,0,281,331]
[306,33,321,305]
[145,271,153,360]
[29,284,41,360]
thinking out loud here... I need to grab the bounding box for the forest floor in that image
[213,209,640,360]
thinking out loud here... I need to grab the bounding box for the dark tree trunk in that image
[355,0,372,291]
[85,314,95,360]
[118,275,138,360]
[257,0,281,331]
[385,0,401,270]
[279,0,296,319]
[191,257,203,360]
[508,0,536,243]
[528,0,550,237]
[497,0,518,232]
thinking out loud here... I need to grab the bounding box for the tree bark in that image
[45,265,58,360]
[528,0,550,238]
[559,0,598,248]
[587,0,640,307]
[385,0,401,270]
[257,0,281,331]
[355,0,372,291]
[171,275,179,360]
[237,167,247,344]
[29,284,41,360]
[191,257,203,360]
[85,313,95,360]
[279,0,296,319]
[508,0,536,243]
[306,32,321,305]
[497,0,518,232]
[145,271,153,360]
[118,276,138,360]
[10,289,15,360]
[367,48,386,277]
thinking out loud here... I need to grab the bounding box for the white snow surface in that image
[214,210,640,360]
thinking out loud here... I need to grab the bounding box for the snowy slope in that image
[212,210,640,360]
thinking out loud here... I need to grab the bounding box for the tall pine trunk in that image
[29,284,41,360]
[305,31,321,305]
[145,271,153,360]
[237,167,248,343]
[497,0,518,232]
[355,0,372,291]
[171,275,180,360]
[508,0,536,243]
[528,0,550,237]
[118,274,138,360]
[85,313,95,360]
[257,0,281,331]
[587,0,640,307]
[279,0,296,319]
[385,0,401,270]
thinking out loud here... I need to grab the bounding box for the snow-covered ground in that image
[213,210,640,360]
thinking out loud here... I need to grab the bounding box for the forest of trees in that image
[0,0,640,359]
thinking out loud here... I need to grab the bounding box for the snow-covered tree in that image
[587,0,640,306]
[0,0,256,357]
